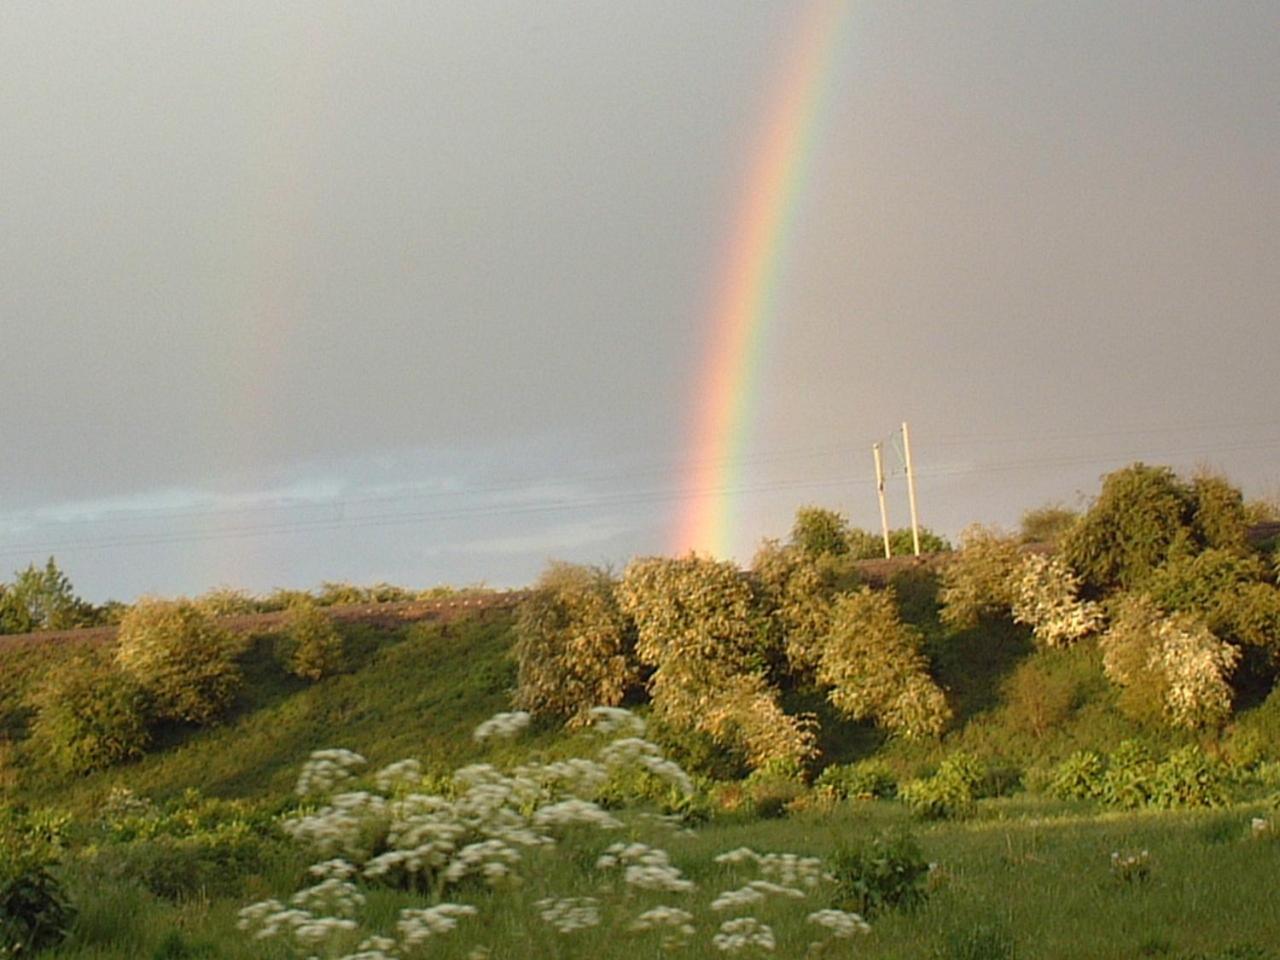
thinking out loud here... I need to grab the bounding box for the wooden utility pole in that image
[902,421,921,556]
[873,442,891,558]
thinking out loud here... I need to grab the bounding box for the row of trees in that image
[938,464,1280,730]
[515,512,954,773]
[515,465,1280,772]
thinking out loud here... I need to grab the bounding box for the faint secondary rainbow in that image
[672,0,850,557]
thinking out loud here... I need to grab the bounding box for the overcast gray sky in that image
[2,1,1277,602]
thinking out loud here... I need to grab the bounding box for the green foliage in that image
[899,755,982,820]
[1049,750,1107,800]
[935,921,1017,960]
[1146,550,1280,659]
[1191,471,1250,553]
[749,540,837,676]
[829,831,929,916]
[115,598,244,726]
[815,760,897,800]
[938,525,1022,629]
[790,506,852,558]
[0,835,74,957]
[1062,463,1196,593]
[1001,650,1091,740]
[0,558,95,634]
[1149,745,1229,809]
[29,655,152,774]
[192,586,258,618]
[95,823,274,901]
[278,602,347,681]
[1100,740,1157,809]
[513,562,637,725]
[887,527,952,556]
[1019,503,1079,545]
[816,587,951,739]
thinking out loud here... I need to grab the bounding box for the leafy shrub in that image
[619,555,814,770]
[790,506,852,558]
[1149,745,1229,809]
[1019,503,1079,545]
[98,824,273,900]
[1049,750,1107,800]
[816,587,951,740]
[1146,550,1280,660]
[938,525,1021,629]
[192,586,259,618]
[887,527,952,556]
[749,540,836,675]
[1100,740,1157,809]
[29,654,152,773]
[1191,471,1250,552]
[0,837,74,957]
[513,563,637,725]
[741,770,806,819]
[1061,463,1196,593]
[115,598,244,725]
[815,760,896,800]
[1010,553,1103,648]
[899,755,981,820]
[829,832,929,916]
[278,602,347,681]
[1100,595,1239,730]
[1002,649,1096,740]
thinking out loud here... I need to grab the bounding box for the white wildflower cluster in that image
[284,790,390,858]
[597,842,697,893]
[397,903,478,948]
[241,708,717,960]
[532,798,622,830]
[710,881,805,912]
[472,710,531,741]
[589,705,647,737]
[535,896,602,933]
[713,916,776,953]
[1110,849,1151,883]
[630,905,697,948]
[374,758,423,793]
[1011,553,1104,648]
[714,847,830,890]
[806,908,871,938]
[1252,816,1273,839]
[599,736,695,796]
[295,748,368,797]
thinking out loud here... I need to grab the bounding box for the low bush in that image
[829,831,929,917]
[1100,740,1157,809]
[115,599,244,725]
[1149,745,1230,809]
[1049,750,1107,801]
[815,760,896,801]
[29,655,152,774]
[938,525,1022,630]
[0,836,75,957]
[899,755,981,820]
[278,602,347,681]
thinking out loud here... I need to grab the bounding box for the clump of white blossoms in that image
[806,908,871,938]
[596,841,697,893]
[713,917,776,953]
[535,897,602,933]
[295,748,368,797]
[1011,553,1103,648]
[472,710,531,741]
[242,706,865,958]
[630,906,697,948]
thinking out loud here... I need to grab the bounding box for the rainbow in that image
[672,0,850,557]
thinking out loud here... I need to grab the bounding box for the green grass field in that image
[3,595,1279,959]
